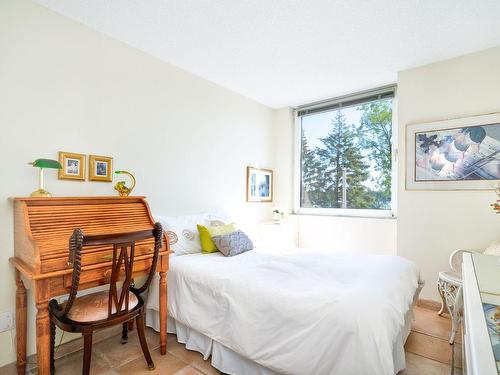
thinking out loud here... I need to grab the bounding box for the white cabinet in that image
[462,253,499,375]
[258,220,297,249]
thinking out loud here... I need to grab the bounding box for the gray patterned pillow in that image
[212,230,254,257]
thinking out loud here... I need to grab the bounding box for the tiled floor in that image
[1,306,458,374]
[402,305,462,375]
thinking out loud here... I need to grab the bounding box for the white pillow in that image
[484,242,500,256]
[155,212,233,255]
[155,214,208,255]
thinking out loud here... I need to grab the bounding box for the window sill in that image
[292,209,396,220]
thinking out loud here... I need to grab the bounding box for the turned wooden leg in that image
[15,270,27,375]
[50,321,56,375]
[137,313,155,370]
[159,268,167,355]
[35,280,51,375]
[82,332,93,375]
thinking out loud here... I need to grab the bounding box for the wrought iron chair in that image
[48,223,163,375]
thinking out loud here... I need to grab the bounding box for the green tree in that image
[300,129,326,207]
[300,129,315,207]
[357,101,393,208]
[316,111,373,208]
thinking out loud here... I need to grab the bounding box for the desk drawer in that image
[62,258,155,289]
[41,242,156,273]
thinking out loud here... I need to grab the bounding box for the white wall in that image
[0,0,274,367]
[397,47,500,300]
[297,215,396,254]
[272,107,295,212]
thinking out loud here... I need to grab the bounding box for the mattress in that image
[146,246,421,375]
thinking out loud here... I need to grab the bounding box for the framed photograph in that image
[58,151,86,180]
[406,113,500,190]
[89,155,113,182]
[247,166,273,202]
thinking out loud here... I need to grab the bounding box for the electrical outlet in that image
[0,311,14,332]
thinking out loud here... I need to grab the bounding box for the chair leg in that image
[437,281,446,316]
[128,319,134,331]
[121,322,129,344]
[136,313,155,370]
[82,332,93,375]
[50,321,55,375]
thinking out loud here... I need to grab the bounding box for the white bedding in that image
[147,247,420,375]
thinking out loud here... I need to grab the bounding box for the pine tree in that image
[300,129,325,207]
[357,101,392,208]
[300,129,314,207]
[316,111,373,208]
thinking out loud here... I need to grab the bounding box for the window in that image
[295,86,396,217]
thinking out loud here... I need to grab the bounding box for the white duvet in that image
[147,247,420,375]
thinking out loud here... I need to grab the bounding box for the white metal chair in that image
[437,249,476,344]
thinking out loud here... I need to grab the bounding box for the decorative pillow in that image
[484,242,500,256]
[156,214,210,255]
[212,230,254,257]
[197,223,236,253]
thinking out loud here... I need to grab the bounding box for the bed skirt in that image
[146,311,280,375]
[145,308,414,375]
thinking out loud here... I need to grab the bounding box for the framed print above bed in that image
[406,113,500,190]
[247,166,273,202]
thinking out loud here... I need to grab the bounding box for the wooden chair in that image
[48,223,163,375]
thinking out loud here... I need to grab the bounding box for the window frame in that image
[293,86,398,219]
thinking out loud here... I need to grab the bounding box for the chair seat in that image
[63,290,139,322]
[438,271,462,286]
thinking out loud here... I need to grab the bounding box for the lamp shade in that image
[30,159,62,169]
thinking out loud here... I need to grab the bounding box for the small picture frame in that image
[58,151,86,181]
[247,166,273,202]
[88,155,113,182]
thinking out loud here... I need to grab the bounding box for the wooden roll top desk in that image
[9,196,170,375]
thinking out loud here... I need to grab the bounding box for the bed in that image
[146,245,422,375]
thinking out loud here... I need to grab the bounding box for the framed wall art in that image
[58,151,86,181]
[89,155,113,182]
[247,166,273,202]
[406,113,500,190]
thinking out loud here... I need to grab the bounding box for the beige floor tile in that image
[405,331,453,364]
[173,366,205,375]
[45,349,112,375]
[168,343,204,365]
[94,327,159,368]
[115,349,186,375]
[168,333,185,349]
[190,357,220,375]
[402,352,451,375]
[412,306,461,343]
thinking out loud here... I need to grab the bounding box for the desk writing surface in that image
[472,253,500,373]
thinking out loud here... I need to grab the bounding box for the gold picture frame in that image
[88,155,113,182]
[58,151,86,181]
[246,166,273,202]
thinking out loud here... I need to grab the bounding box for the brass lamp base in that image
[30,189,52,197]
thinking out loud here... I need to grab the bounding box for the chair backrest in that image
[59,222,163,321]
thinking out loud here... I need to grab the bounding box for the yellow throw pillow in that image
[197,223,236,253]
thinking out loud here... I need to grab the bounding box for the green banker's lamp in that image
[28,158,62,197]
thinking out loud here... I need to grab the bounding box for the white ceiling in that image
[33,0,500,108]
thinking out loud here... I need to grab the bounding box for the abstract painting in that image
[406,113,500,190]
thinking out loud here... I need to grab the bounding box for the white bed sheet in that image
[146,247,420,375]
